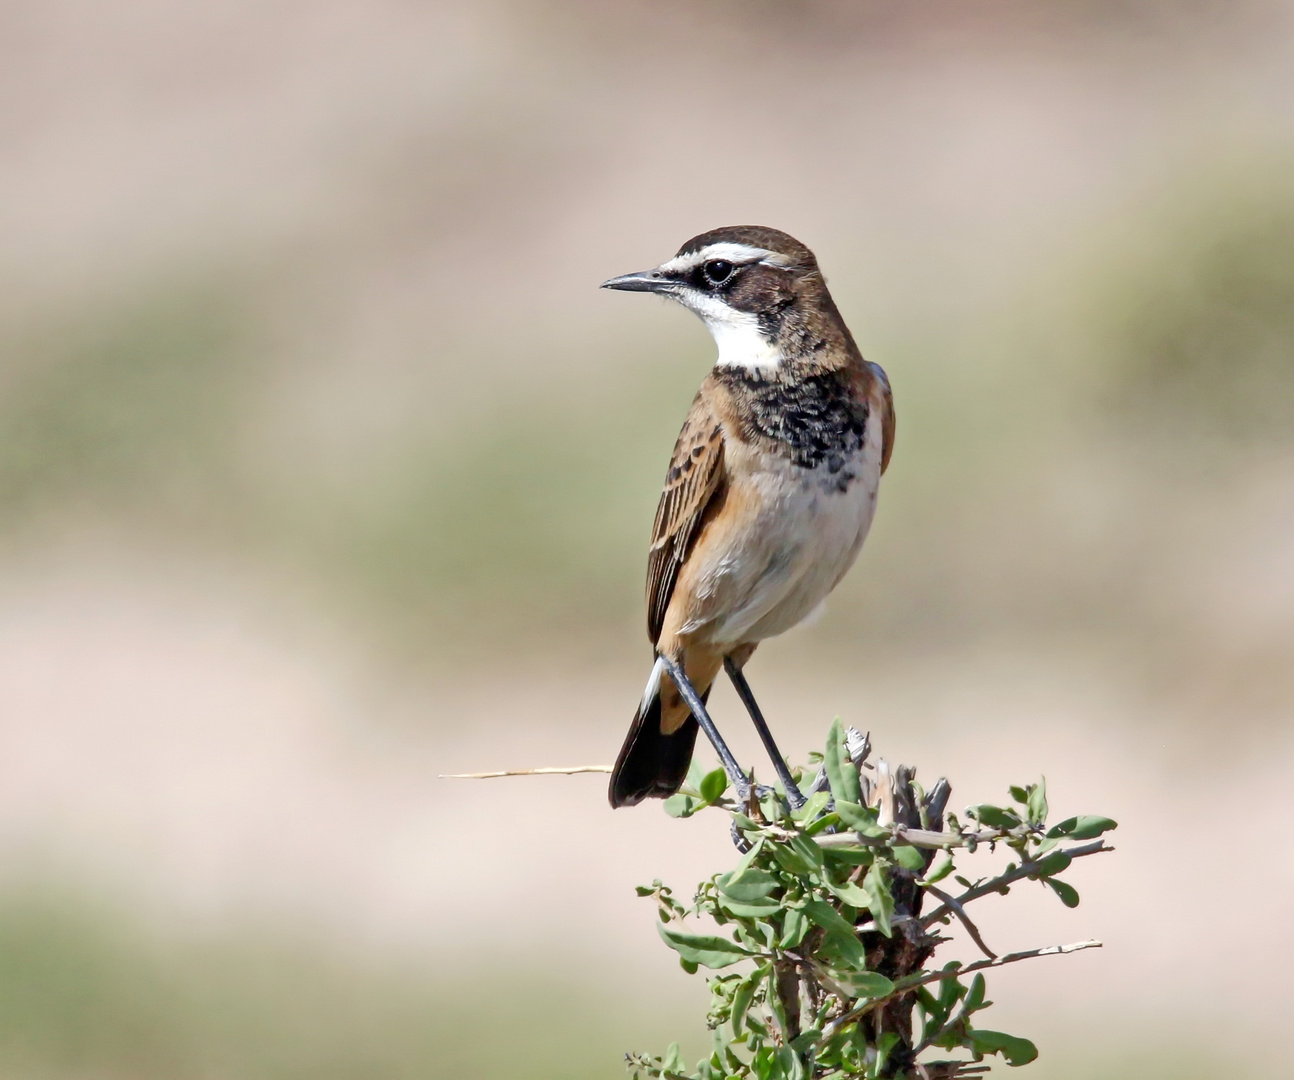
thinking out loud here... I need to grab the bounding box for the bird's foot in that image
[782,779,807,812]
[752,782,810,817]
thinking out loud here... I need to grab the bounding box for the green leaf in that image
[780,907,810,949]
[657,921,758,968]
[731,966,764,1036]
[763,970,789,1051]
[802,898,860,940]
[832,800,888,837]
[718,867,779,902]
[759,789,786,824]
[891,844,925,871]
[738,921,775,951]
[824,878,872,907]
[791,833,824,868]
[769,845,814,877]
[969,804,1022,830]
[920,851,954,886]
[685,758,708,791]
[970,1029,1039,1066]
[820,934,867,973]
[700,767,729,805]
[1046,878,1081,908]
[803,900,867,967]
[769,834,823,876]
[862,863,894,937]
[1027,778,1049,826]
[776,1045,802,1080]
[825,969,894,999]
[1008,785,1029,804]
[1047,815,1117,840]
[824,718,861,805]
[965,973,986,1012]
[804,811,840,836]
[664,793,698,818]
[1029,850,1072,878]
[730,835,765,874]
[792,789,832,823]
[790,1029,822,1053]
[823,846,874,870]
[662,1042,686,1071]
[936,965,964,1010]
[720,897,783,918]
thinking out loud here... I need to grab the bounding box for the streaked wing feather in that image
[646,393,726,644]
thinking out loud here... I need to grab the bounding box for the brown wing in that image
[867,361,896,474]
[645,391,726,645]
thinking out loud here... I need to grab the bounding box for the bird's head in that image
[602,226,846,374]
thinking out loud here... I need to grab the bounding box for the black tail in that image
[608,681,704,808]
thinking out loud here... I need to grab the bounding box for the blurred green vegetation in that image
[0,884,692,1080]
[2,168,1292,669]
[0,277,262,523]
[1092,171,1294,442]
[0,882,1232,1080]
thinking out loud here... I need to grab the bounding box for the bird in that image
[601,226,894,810]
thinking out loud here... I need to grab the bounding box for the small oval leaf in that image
[969,804,1022,830]
[824,718,862,805]
[718,867,780,902]
[970,1029,1039,1066]
[1046,878,1081,908]
[664,793,697,818]
[700,767,729,805]
[657,921,757,968]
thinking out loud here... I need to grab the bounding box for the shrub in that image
[626,720,1114,1080]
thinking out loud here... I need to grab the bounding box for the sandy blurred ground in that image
[0,2,1292,1077]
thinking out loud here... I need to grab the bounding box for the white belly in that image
[685,423,884,648]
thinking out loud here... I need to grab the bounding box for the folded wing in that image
[646,391,727,645]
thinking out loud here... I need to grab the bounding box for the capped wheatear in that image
[602,226,894,811]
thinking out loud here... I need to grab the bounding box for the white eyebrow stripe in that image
[657,242,790,275]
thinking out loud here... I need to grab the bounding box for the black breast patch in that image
[724,370,869,480]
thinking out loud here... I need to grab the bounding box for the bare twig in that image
[906,939,1101,988]
[920,840,1111,928]
[821,940,1102,1040]
[817,824,1031,850]
[924,884,996,960]
[914,1065,990,1080]
[438,765,612,779]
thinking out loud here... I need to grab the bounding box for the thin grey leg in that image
[658,653,751,802]
[724,657,806,809]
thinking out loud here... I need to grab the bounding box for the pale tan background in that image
[1,2,1292,1077]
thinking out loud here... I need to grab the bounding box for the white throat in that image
[709,312,783,373]
[683,293,783,373]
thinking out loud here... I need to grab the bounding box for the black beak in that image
[600,269,678,293]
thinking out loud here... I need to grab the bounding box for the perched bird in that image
[602,226,894,810]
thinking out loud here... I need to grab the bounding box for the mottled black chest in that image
[721,369,869,476]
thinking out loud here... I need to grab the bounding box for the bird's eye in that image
[703,260,735,285]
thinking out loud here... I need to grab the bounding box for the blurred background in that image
[1,1,1292,1076]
